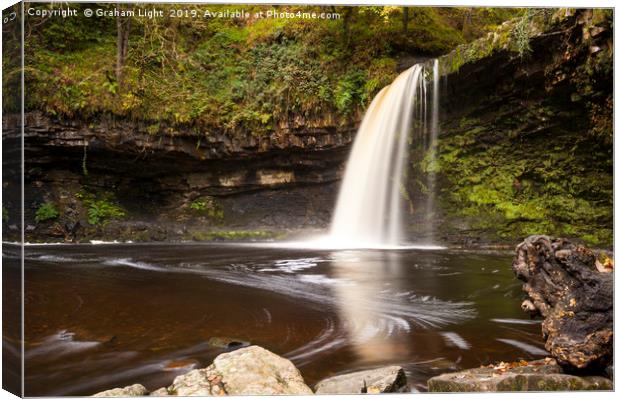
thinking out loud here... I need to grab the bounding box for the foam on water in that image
[491,318,541,325]
[496,338,547,355]
[103,258,164,271]
[237,238,446,251]
[440,331,471,350]
[26,330,100,360]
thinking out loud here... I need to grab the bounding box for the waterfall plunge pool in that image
[5,242,544,395]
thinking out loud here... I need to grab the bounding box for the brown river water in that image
[4,242,545,396]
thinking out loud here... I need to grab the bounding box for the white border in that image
[0,1,617,399]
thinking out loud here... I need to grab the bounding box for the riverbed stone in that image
[427,359,613,392]
[168,345,312,395]
[315,366,407,394]
[93,384,149,397]
[207,337,250,350]
[168,369,218,396]
[149,387,171,396]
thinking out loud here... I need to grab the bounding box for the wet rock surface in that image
[427,359,612,392]
[207,337,250,350]
[314,366,408,394]
[512,235,613,371]
[92,384,149,397]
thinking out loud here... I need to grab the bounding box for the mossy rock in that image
[428,359,613,392]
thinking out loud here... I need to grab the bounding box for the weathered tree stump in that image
[512,235,613,371]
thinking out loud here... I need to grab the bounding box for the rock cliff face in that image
[428,9,612,246]
[3,111,356,241]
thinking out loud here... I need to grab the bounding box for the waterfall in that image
[329,62,440,248]
[425,59,440,243]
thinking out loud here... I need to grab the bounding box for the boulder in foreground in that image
[92,384,148,397]
[427,359,612,392]
[512,235,613,370]
[314,366,408,394]
[168,345,313,395]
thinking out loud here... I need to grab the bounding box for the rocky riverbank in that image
[93,346,409,396]
[428,358,612,392]
[429,235,614,392]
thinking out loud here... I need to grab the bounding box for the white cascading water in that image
[425,59,440,242]
[329,62,440,248]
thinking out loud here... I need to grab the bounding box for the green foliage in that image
[189,197,224,220]
[82,145,89,176]
[334,71,367,114]
[3,206,9,224]
[438,8,555,74]
[2,5,21,113]
[86,200,126,226]
[25,5,519,134]
[35,202,59,223]
[30,3,115,51]
[512,11,533,58]
[76,191,126,226]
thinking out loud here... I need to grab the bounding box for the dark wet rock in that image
[428,359,613,392]
[512,235,613,371]
[92,384,149,397]
[605,365,613,380]
[207,337,250,350]
[168,346,312,395]
[314,366,408,394]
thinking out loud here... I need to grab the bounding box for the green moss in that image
[189,197,224,221]
[435,113,612,245]
[188,230,284,241]
[146,124,160,136]
[437,9,562,74]
[35,202,59,223]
